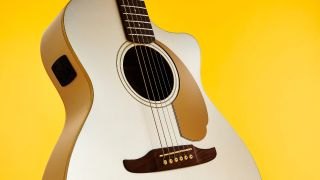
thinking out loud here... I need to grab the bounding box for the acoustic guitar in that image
[41,0,261,179]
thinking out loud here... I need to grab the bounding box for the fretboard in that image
[116,0,155,44]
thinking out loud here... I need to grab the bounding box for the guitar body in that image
[41,0,261,179]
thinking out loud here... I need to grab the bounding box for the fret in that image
[125,20,150,24]
[128,34,155,37]
[123,12,149,17]
[129,28,154,34]
[120,5,146,10]
[127,27,153,31]
[117,0,155,44]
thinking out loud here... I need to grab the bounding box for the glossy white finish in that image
[64,0,261,179]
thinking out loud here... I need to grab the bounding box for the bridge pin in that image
[174,157,179,163]
[179,156,184,161]
[184,155,189,160]
[163,159,168,165]
[169,158,173,164]
[189,154,193,159]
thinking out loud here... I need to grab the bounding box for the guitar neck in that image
[116,0,155,44]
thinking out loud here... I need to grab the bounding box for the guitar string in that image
[133,0,193,161]
[120,0,166,158]
[123,0,178,161]
[155,52,198,161]
[131,0,185,159]
[134,44,173,157]
[123,0,196,162]
[151,47,189,159]
[125,0,175,161]
[146,47,183,161]
[129,0,180,161]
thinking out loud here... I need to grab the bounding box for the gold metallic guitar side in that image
[41,9,93,180]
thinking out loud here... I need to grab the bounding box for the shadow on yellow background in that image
[1,0,320,179]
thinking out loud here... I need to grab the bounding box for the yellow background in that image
[1,0,320,179]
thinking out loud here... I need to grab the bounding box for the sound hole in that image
[123,46,174,102]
